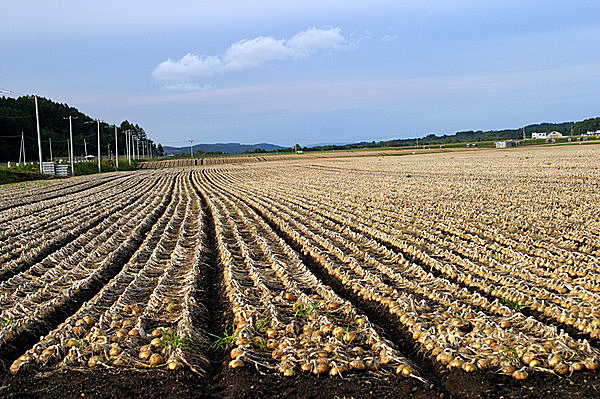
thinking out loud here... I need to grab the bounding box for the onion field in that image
[2,145,600,398]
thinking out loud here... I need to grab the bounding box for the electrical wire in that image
[0,114,33,119]
[0,88,26,96]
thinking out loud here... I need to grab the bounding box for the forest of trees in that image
[572,117,600,135]
[2,95,598,162]
[298,119,599,153]
[0,96,160,163]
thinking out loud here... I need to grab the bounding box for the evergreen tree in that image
[0,96,156,162]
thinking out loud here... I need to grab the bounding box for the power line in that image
[0,114,34,119]
[0,88,25,96]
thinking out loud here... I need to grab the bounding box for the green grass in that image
[1,178,56,188]
[253,336,268,351]
[293,301,320,318]
[0,158,142,184]
[73,159,140,175]
[1,316,13,328]
[254,317,271,334]
[63,338,86,351]
[500,297,531,311]
[0,168,53,185]
[208,321,239,350]
[500,344,520,360]
[161,329,202,354]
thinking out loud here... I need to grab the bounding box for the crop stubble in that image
[1,145,600,398]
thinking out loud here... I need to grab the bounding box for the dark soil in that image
[2,365,600,399]
[3,173,599,398]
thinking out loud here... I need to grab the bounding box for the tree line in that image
[295,118,599,153]
[0,96,163,163]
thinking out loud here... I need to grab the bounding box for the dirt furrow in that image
[0,180,174,370]
[0,177,161,283]
[191,175,230,389]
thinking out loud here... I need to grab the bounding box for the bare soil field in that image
[2,145,600,398]
[138,146,456,168]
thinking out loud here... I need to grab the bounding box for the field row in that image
[1,169,412,380]
[2,146,600,386]
[202,156,600,380]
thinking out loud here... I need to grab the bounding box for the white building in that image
[495,141,507,148]
[532,132,547,139]
[547,131,563,138]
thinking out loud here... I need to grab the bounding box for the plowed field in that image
[2,145,600,398]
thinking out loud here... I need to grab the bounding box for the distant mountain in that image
[163,142,286,155]
[306,142,353,147]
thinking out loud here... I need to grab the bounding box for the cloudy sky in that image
[2,1,599,147]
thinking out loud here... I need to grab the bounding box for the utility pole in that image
[69,116,74,175]
[114,126,119,169]
[126,130,131,165]
[84,138,88,158]
[34,95,42,173]
[128,130,132,164]
[136,137,140,160]
[49,137,53,162]
[19,131,25,164]
[22,131,26,163]
[189,139,194,158]
[129,131,133,163]
[64,116,77,176]
[416,136,419,148]
[97,119,101,173]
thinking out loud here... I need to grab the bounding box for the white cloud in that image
[382,34,397,42]
[153,53,224,81]
[223,36,292,70]
[162,82,212,91]
[152,27,347,89]
[287,27,344,56]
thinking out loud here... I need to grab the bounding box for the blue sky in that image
[2,1,599,147]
